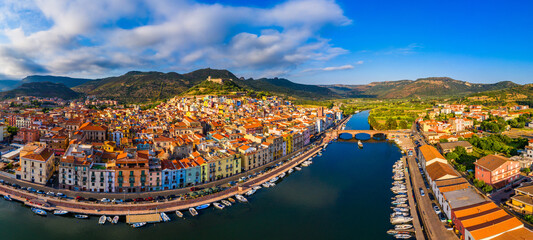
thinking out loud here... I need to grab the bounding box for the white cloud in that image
[0,0,351,78]
[302,64,355,73]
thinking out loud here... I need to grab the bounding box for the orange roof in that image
[489,227,533,240]
[475,155,510,172]
[426,162,459,181]
[419,145,445,162]
[468,216,523,240]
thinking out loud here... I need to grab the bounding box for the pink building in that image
[474,155,520,187]
[13,128,40,143]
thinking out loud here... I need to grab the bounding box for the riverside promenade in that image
[0,119,347,216]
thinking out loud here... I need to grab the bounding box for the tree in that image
[385,118,397,130]
[399,120,409,129]
[326,102,334,109]
[7,126,18,136]
[445,152,459,160]
[522,167,531,175]
[439,139,449,143]
[482,185,493,193]
[457,164,466,172]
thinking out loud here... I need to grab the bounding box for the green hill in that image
[0,82,80,100]
[0,80,21,91]
[323,77,519,99]
[234,77,339,100]
[21,75,91,87]
[184,79,246,96]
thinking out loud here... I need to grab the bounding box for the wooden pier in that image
[126,214,162,224]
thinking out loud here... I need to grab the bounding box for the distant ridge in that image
[22,75,92,88]
[0,82,80,100]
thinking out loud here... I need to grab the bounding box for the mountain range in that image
[0,69,528,102]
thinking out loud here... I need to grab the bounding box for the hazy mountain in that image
[0,80,22,91]
[21,75,92,88]
[0,82,80,100]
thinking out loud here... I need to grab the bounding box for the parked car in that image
[439,213,447,222]
[420,188,425,196]
[75,196,85,201]
[134,198,144,202]
[144,197,154,202]
[190,187,200,191]
[87,198,97,202]
[124,199,133,203]
[100,198,111,203]
[432,203,441,214]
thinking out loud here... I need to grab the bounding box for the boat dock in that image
[126,214,162,224]
[402,157,425,240]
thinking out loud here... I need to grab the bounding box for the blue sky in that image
[0,0,532,84]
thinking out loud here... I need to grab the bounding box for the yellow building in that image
[16,143,55,184]
[509,185,533,215]
[283,133,293,155]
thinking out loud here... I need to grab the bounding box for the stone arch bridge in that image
[335,130,410,139]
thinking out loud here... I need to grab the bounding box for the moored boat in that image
[176,210,183,218]
[228,198,236,203]
[235,194,248,202]
[288,168,294,174]
[31,207,47,216]
[98,215,106,225]
[213,202,225,210]
[252,185,262,190]
[278,172,286,178]
[75,214,89,219]
[394,224,413,230]
[295,167,302,171]
[269,177,279,183]
[221,200,232,207]
[358,140,363,148]
[245,189,256,196]
[3,195,12,201]
[195,203,210,210]
[112,216,119,224]
[394,234,412,239]
[131,222,146,228]
[107,216,112,223]
[160,212,171,222]
[189,208,198,216]
[53,210,68,215]
[262,183,270,188]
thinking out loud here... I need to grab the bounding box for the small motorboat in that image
[160,212,171,222]
[195,204,210,210]
[278,172,286,178]
[358,140,363,148]
[228,198,236,203]
[394,234,412,239]
[394,224,413,230]
[235,194,248,203]
[221,200,232,207]
[31,207,47,216]
[53,210,68,215]
[252,185,262,190]
[288,168,294,174]
[107,216,112,223]
[75,214,89,219]
[3,195,12,201]
[175,210,183,218]
[245,189,256,196]
[295,167,302,171]
[98,215,107,225]
[262,183,270,188]
[112,216,119,224]
[269,177,279,183]
[189,208,198,216]
[213,202,225,210]
[131,222,146,228]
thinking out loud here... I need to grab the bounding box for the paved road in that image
[407,155,458,240]
[402,157,426,240]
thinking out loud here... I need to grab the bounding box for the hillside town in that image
[0,95,343,193]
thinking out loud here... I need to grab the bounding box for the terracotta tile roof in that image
[475,155,510,172]
[419,145,445,162]
[489,227,533,240]
[426,162,458,181]
[468,215,523,240]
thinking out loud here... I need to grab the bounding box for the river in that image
[0,110,403,240]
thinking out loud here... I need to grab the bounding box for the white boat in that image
[394,234,412,239]
[235,194,248,203]
[301,162,309,167]
[390,216,413,224]
[160,212,170,222]
[395,224,413,230]
[53,210,68,215]
[295,167,302,171]
[31,207,47,216]
[245,189,256,196]
[279,172,286,178]
[221,200,232,207]
[269,177,279,183]
[269,182,276,187]
[288,168,294,174]
[358,140,363,148]
[176,210,183,218]
[189,208,198,216]
[3,195,12,201]
[262,183,270,188]
[252,185,262,190]
[112,216,119,224]
[213,202,225,210]
[393,207,409,212]
[107,216,112,223]
[75,214,89,219]
[131,222,146,228]
[98,215,107,225]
